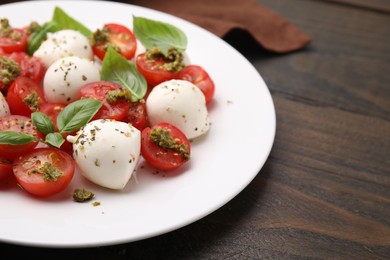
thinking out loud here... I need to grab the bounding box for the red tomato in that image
[136,53,177,87]
[12,147,75,197]
[8,52,46,84]
[176,65,215,104]
[39,103,73,154]
[0,28,28,54]
[92,23,137,60]
[141,122,191,171]
[80,81,131,121]
[0,157,13,181]
[124,100,148,131]
[0,115,43,160]
[6,76,46,117]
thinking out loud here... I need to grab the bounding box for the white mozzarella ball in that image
[67,119,141,190]
[0,92,10,117]
[33,29,93,68]
[146,79,210,140]
[43,56,100,104]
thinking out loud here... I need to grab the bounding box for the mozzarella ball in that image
[67,119,141,190]
[33,29,93,68]
[43,56,100,104]
[146,79,210,139]
[0,92,10,117]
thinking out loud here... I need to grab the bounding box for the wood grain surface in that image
[0,0,389,259]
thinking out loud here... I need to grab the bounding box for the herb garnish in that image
[133,16,187,54]
[0,98,102,148]
[100,47,147,102]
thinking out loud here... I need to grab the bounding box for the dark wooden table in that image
[1,0,389,258]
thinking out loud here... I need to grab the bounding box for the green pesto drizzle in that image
[0,19,12,37]
[73,188,95,202]
[23,91,40,112]
[0,56,20,86]
[29,162,63,182]
[90,27,120,52]
[149,127,190,159]
[106,88,132,104]
[145,47,184,72]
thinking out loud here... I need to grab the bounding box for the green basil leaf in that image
[45,132,65,148]
[52,6,92,37]
[27,21,59,55]
[0,131,36,145]
[57,98,102,133]
[101,47,147,101]
[133,16,187,53]
[31,112,55,134]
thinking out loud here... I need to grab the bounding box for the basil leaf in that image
[52,6,92,37]
[27,21,59,55]
[57,98,102,133]
[133,16,187,53]
[45,132,65,148]
[101,47,147,101]
[0,131,36,145]
[31,112,55,134]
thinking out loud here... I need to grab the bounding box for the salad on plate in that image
[0,6,215,199]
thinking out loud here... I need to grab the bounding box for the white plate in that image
[0,0,276,248]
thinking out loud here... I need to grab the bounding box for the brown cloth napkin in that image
[129,0,311,53]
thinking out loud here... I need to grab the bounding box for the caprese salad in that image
[0,7,215,199]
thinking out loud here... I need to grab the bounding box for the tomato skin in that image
[0,28,28,54]
[6,76,46,117]
[80,81,131,121]
[12,147,75,197]
[7,51,46,84]
[92,23,137,60]
[136,53,177,87]
[0,115,43,160]
[124,100,149,131]
[0,157,13,181]
[141,122,191,171]
[176,65,215,104]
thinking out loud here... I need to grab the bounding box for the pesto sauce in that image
[0,56,21,86]
[90,28,109,45]
[23,91,40,112]
[73,188,95,202]
[149,127,190,159]
[90,27,120,52]
[29,162,63,182]
[0,19,12,37]
[145,47,185,72]
[106,88,132,104]
[26,21,41,34]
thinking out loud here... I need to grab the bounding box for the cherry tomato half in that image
[0,157,13,181]
[92,23,137,60]
[136,53,177,87]
[6,76,46,117]
[80,81,131,121]
[13,147,75,197]
[0,28,28,54]
[124,100,149,131]
[0,114,43,160]
[141,122,191,171]
[176,65,215,104]
[8,51,46,84]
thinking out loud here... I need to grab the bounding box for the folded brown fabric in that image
[128,0,311,53]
